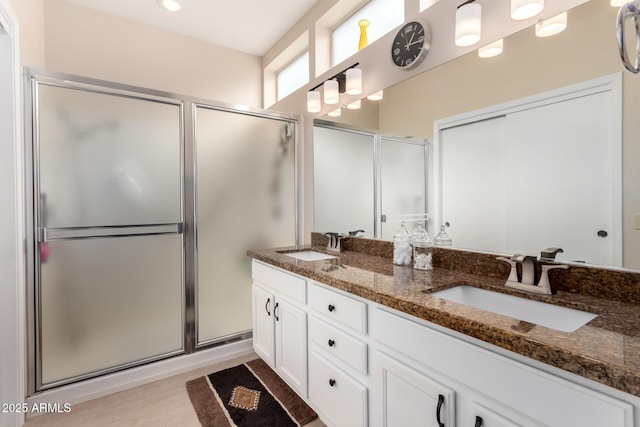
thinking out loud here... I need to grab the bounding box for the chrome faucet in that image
[540,247,563,261]
[497,254,568,295]
[325,232,346,252]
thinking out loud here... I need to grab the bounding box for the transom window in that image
[276,51,309,101]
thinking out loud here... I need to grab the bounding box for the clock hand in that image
[405,32,415,50]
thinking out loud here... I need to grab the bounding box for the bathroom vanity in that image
[248,234,640,427]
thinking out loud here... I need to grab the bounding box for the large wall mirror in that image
[315,0,640,271]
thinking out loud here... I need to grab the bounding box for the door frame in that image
[0,1,26,426]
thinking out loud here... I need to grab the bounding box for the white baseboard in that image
[25,339,254,418]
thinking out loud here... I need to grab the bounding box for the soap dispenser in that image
[393,221,412,266]
[411,221,433,270]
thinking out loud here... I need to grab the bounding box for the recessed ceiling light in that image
[158,0,182,12]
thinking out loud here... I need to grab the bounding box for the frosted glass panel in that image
[314,126,374,238]
[37,84,182,228]
[40,234,183,385]
[380,138,428,240]
[195,107,296,343]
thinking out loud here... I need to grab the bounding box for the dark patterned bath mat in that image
[186,358,318,427]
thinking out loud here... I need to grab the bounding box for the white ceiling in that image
[66,0,322,56]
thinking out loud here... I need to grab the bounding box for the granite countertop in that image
[247,242,640,398]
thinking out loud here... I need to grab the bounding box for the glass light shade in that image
[328,108,342,117]
[346,68,362,95]
[610,0,627,6]
[511,0,544,20]
[346,100,361,110]
[455,2,482,47]
[367,90,384,101]
[323,80,339,104]
[478,39,503,58]
[307,90,321,113]
[535,12,567,37]
[159,0,182,12]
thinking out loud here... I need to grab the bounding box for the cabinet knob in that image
[328,304,335,312]
[328,339,335,347]
[329,378,336,387]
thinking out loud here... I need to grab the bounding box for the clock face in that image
[391,21,431,69]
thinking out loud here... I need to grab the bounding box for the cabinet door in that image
[275,298,307,396]
[252,285,274,365]
[373,350,455,427]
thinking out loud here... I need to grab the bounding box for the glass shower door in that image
[33,81,184,389]
[194,105,297,346]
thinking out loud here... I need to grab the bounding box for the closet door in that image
[440,116,508,253]
[505,91,616,265]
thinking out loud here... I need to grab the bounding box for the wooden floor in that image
[24,353,326,427]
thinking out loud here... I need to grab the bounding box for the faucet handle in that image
[496,257,519,283]
[348,229,365,236]
[538,264,569,294]
[541,247,563,261]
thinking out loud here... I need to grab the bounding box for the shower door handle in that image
[617,1,640,74]
[38,223,184,242]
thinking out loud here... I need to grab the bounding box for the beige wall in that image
[379,1,640,268]
[8,0,45,67]
[42,0,262,107]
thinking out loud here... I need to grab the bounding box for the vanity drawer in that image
[309,315,367,375]
[308,350,367,427]
[308,282,367,334]
[252,260,306,303]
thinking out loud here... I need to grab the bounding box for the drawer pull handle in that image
[265,298,271,316]
[474,416,483,427]
[274,302,279,321]
[328,339,335,347]
[328,304,335,312]
[436,394,445,427]
[329,379,336,387]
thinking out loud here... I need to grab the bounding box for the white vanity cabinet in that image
[251,261,307,397]
[372,307,634,427]
[307,282,369,427]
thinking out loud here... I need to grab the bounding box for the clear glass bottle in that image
[434,225,453,247]
[411,221,433,270]
[393,221,412,266]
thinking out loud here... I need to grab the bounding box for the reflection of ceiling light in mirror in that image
[346,100,361,110]
[346,68,362,95]
[610,0,627,5]
[328,108,342,117]
[511,0,544,20]
[158,0,182,12]
[307,90,321,113]
[455,1,482,47]
[535,12,567,37]
[323,79,339,104]
[367,90,384,101]
[478,39,503,58]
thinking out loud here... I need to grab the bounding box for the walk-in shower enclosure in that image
[25,69,299,393]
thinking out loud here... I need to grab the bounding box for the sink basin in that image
[282,250,337,261]
[431,285,597,332]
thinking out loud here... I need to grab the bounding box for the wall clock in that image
[391,21,431,70]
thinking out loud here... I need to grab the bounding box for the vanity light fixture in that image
[307,90,321,113]
[323,79,339,104]
[328,107,342,117]
[478,39,503,58]
[455,0,482,47]
[306,63,361,113]
[367,90,384,101]
[346,99,362,110]
[158,0,182,12]
[535,12,567,37]
[511,0,544,20]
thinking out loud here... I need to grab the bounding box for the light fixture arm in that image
[309,63,360,93]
